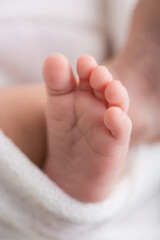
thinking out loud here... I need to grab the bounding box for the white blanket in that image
[0,130,160,239]
[0,131,129,240]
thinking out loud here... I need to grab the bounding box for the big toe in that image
[43,53,77,95]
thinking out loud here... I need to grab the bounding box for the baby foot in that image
[43,54,132,202]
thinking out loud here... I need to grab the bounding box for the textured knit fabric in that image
[0,131,130,240]
[0,130,160,240]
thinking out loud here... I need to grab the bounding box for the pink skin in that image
[43,54,132,203]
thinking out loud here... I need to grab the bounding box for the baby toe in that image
[43,53,76,95]
[77,55,97,91]
[90,66,112,91]
[104,80,129,113]
[104,107,132,143]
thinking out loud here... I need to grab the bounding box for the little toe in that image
[77,55,97,91]
[104,107,132,142]
[43,53,77,96]
[105,80,129,113]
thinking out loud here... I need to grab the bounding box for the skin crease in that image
[0,0,159,169]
